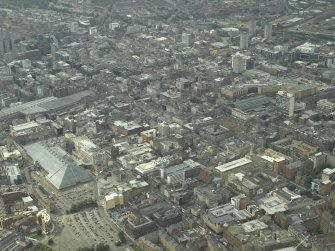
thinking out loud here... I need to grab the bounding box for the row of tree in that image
[66,198,98,214]
[77,243,109,251]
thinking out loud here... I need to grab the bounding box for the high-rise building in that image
[181,33,192,46]
[264,23,272,40]
[277,0,287,12]
[240,32,249,50]
[232,54,247,74]
[70,22,79,33]
[0,28,13,55]
[248,20,257,36]
[276,91,295,117]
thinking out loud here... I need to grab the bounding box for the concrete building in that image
[10,120,53,144]
[221,87,248,99]
[322,167,335,182]
[71,137,108,173]
[240,33,249,50]
[276,91,295,117]
[181,33,192,46]
[202,203,253,234]
[22,196,33,207]
[223,221,297,251]
[70,22,79,33]
[215,158,253,179]
[161,159,201,184]
[288,42,335,64]
[264,23,272,40]
[125,214,157,239]
[114,120,147,136]
[140,129,157,143]
[5,164,22,185]
[152,208,182,227]
[228,168,285,198]
[232,54,247,74]
[231,95,272,121]
[32,185,55,212]
[311,179,331,195]
[194,183,237,208]
[134,157,172,179]
[102,192,124,210]
[0,28,13,55]
[248,20,257,36]
[116,179,149,202]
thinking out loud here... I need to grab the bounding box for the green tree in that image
[67,198,98,214]
[36,228,43,236]
[118,231,126,243]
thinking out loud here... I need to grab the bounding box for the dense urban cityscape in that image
[0,0,335,250]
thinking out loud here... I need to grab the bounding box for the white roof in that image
[261,155,285,163]
[323,168,335,175]
[216,157,252,173]
[11,121,39,132]
[105,192,121,201]
[22,196,33,203]
[37,209,51,223]
[134,161,158,174]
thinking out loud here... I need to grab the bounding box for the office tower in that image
[181,33,192,46]
[0,28,13,55]
[70,22,79,33]
[264,23,272,40]
[232,54,247,74]
[240,0,245,9]
[240,32,249,50]
[277,0,289,12]
[276,91,295,117]
[248,20,257,36]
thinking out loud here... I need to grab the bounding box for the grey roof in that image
[38,90,94,111]
[208,214,235,225]
[234,95,271,112]
[164,162,190,176]
[24,139,91,190]
[0,90,95,120]
[0,97,56,121]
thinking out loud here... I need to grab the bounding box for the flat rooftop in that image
[164,159,200,176]
[242,219,268,233]
[11,121,39,132]
[134,161,159,175]
[206,203,252,224]
[216,158,252,173]
[234,95,271,112]
[258,196,287,215]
